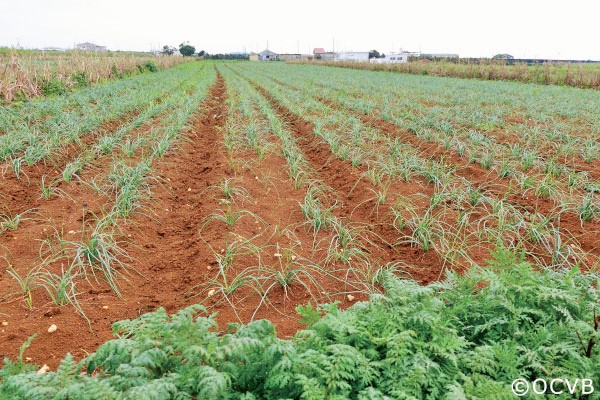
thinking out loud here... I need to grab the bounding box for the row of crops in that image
[0,60,599,398]
[1,62,216,317]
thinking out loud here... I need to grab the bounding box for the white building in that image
[258,49,278,61]
[419,53,459,59]
[371,52,410,64]
[42,46,67,52]
[75,42,107,52]
[335,51,370,62]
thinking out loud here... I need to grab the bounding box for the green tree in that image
[369,49,382,59]
[492,53,514,60]
[179,42,196,57]
[161,45,175,56]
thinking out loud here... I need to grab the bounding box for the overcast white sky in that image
[1,0,598,60]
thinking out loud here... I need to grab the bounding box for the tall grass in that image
[0,49,188,102]
[294,59,600,89]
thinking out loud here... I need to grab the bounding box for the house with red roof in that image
[313,47,334,60]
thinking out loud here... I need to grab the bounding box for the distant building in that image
[249,52,259,61]
[315,52,335,60]
[153,49,182,57]
[313,48,334,60]
[75,42,107,52]
[278,53,314,62]
[42,46,66,52]
[258,49,278,61]
[313,48,370,62]
[279,53,302,61]
[336,51,370,62]
[371,52,410,64]
[419,53,459,59]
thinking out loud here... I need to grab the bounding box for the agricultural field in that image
[0,60,599,397]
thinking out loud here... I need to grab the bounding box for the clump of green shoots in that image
[580,193,599,223]
[0,210,32,235]
[300,184,338,234]
[324,221,369,265]
[213,177,250,203]
[202,200,262,230]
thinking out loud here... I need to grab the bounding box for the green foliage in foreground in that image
[1,249,599,399]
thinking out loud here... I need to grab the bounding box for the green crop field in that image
[0,60,599,398]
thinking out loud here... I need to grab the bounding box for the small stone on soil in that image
[47,324,58,333]
[37,364,50,374]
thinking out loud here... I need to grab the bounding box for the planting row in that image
[0,62,216,319]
